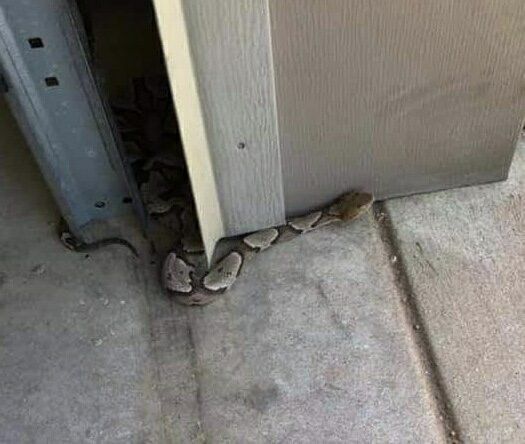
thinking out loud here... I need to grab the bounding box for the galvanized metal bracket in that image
[0,0,145,242]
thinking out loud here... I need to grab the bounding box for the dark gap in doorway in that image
[77,0,198,256]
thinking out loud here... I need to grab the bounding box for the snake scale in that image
[108,76,374,305]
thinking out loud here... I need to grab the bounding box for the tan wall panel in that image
[270,0,525,213]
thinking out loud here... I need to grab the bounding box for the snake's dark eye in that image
[355,192,373,207]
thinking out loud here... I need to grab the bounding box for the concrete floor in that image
[0,94,524,443]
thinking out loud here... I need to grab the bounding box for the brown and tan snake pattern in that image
[111,76,373,306]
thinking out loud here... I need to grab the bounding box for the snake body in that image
[105,75,374,305]
[58,219,139,257]
[161,191,373,306]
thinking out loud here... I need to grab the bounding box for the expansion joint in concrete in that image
[373,201,462,444]
[185,308,207,444]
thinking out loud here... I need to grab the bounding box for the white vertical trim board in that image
[152,0,225,263]
[153,0,285,258]
[181,0,285,235]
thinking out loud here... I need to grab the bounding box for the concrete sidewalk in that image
[386,143,524,443]
[0,94,523,443]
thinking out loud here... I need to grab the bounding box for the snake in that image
[107,75,374,305]
[161,191,373,306]
[58,218,139,257]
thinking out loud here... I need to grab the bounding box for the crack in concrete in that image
[373,201,463,444]
[185,308,207,444]
[316,281,353,341]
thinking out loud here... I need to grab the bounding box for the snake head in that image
[329,191,374,221]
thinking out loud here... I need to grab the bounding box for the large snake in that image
[109,76,373,305]
[161,191,373,305]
